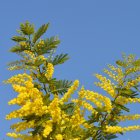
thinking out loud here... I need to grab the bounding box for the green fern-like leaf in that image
[33,23,49,43]
[50,79,72,95]
[105,134,118,140]
[35,36,60,55]
[116,60,127,68]
[9,45,29,53]
[11,36,27,42]
[52,54,69,65]
[112,101,130,112]
[20,21,34,35]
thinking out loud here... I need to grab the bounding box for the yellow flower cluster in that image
[108,65,124,85]
[123,125,140,132]
[10,120,35,132]
[23,50,36,63]
[37,39,45,48]
[116,114,140,121]
[43,124,53,138]
[48,95,62,122]
[87,90,112,112]
[104,69,118,81]
[45,63,54,80]
[126,67,140,75]
[5,73,32,84]
[70,107,85,128]
[7,133,41,140]
[7,133,23,139]
[116,96,140,105]
[60,80,79,104]
[104,125,140,134]
[104,126,123,133]
[78,88,112,113]
[6,74,48,120]
[19,42,28,48]
[55,134,63,140]
[126,76,140,89]
[95,74,116,98]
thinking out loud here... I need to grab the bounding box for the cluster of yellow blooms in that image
[6,65,140,139]
[103,69,118,81]
[107,65,124,85]
[48,95,61,122]
[116,114,140,121]
[37,39,45,48]
[104,125,140,134]
[45,63,54,80]
[19,42,29,48]
[116,96,140,105]
[5,73,48,120]
[126,76,140,89]
[60,80,79,104]
[95,74,116,98]
[7,133,41,140]
[77,88,112,113]
[42,120,53,138]
[125,67,140,75]
[10,120,35,133]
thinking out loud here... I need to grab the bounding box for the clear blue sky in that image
[0,0,140,139]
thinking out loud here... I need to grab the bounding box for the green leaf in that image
[37,74,48,84]
[116,88,137,98]
[31,126,44,136]
[61,103,75,115]
[9,45,29,53]
[52,54,69,65]
[43,94,51,105]
[33,23,49,43]
[50,79,72,95]
[33,82,43,90]
[116,60,127,68]
[132,59,140,66]
[11,36,27,42]
[20,21,34,35]
[105,134,118,140]
[112,101,130,112]
[34,37,60,55]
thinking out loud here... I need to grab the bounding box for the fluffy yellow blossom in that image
[116,96,140,105]
[5,73,32,84]
[95,74,116,98]
[7,133,23,139]
[104,126,123,133]
[81,100,95,112]
[116,114,140,122]
[43,124,53,138]
[37,39,45,47]
[55,134,63,140]
[10,120,35,132]
[126,67,140,75]
[78,89,112,113]
[45,63,54,80]
[126,77,140,89]
[70,107,85,128]
[60,80,79,104]
[24,50,35,60]
[123,125,140,132]
[104,125,140,134]
[104,69,118,81]
[7,133,41,140]
[48,95,62,122]
[6,74,48,120]
[19,42,28,47]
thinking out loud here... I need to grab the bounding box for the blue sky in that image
[0,0,140,139]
